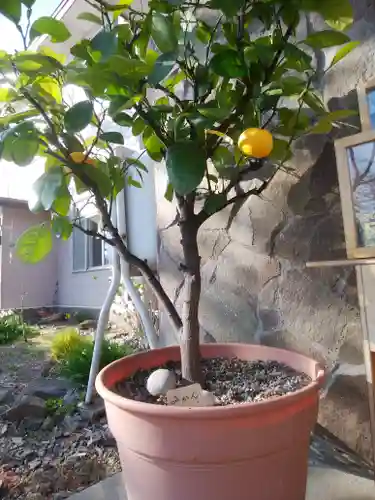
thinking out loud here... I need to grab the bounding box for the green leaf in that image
[269,139,291,162]
[143,129,165,161]
[108,55,150,79]
[100,131,124,144]
[30,17,71,43]
[64,101,93,134]
[110,163,125,196]
[38,46,66,64]
[31,168,64,210]
[91,31,117,61]
[0,87,16,102]
[166,141,206,195]
[151,12,178,53]
[11,137,39,166]
[62,133,84,153]
[53,183,71,216]
[108,95,133,116]
[164,70,185,90]
[104,0,134,11]
[77,12,102,24]
[330,41,360,67]
[196,22,211,44]
[301,0,353,31]
[134,14,151,57]
[34,76,62,103]
[204,193,227,215]
[280,76,306,96]
[16,224,53,264]
[310,117,333,134]
[132,117,146,136]
[127,158,148,172]
[308,109,358,135]
[210,50,246,78]
[113,112,133,127]
[0,110,39,127]
[209,0,244,17]
[277,107,310,136]
[303,30,350,49]
[302,90,326,114]
[164,182,174,201]
[127,176,142,188]
[70,40,92,62]
[0,0,21,24]
[115,23,133,44]
[212,145,235,171]
[21,0,36,6]
[197,105,230,120]
[83,165,112,198]
[284,43,312,71]
[14,52,63,72]
[244,43,274,66]
[52,216,73,240]
[326,109,358,120]
[148,52,176,85]
[27,194,44,214]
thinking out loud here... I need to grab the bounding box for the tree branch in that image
[71,221,115,246]
[92,188,183,333]
[134,102,170,148]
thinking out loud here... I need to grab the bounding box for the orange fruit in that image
[237,128,273,158]
[69,151,96,166]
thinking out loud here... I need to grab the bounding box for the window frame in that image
[72,216,110,273]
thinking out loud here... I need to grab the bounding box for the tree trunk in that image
[179,217,202,384]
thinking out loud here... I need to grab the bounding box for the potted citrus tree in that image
[0,0,357,498]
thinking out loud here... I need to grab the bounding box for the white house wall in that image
[56,237,111,310]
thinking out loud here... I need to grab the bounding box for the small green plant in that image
[51,327,90,361]
[0,311,37,345]
[45,397,76,417]
[51,327,135,385]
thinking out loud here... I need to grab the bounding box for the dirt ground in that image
[0,326,121,500]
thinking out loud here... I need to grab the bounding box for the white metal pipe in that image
[116,192,159,349]
[85,246,121,404]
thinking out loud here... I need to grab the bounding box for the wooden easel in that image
[307,79,375,467]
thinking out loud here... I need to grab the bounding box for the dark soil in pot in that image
[114,357,311,405]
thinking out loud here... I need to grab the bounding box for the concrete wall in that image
[156,2,375,462]
[0,204,58,309]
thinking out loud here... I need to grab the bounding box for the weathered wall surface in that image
[1,204,58,309]
[156,2,375,462]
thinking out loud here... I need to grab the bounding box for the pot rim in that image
[95,343,325,420]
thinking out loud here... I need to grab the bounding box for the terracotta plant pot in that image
[96,343,324,500]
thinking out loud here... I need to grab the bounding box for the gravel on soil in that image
[0,421,121,500]
[0,326,143,500]
[116,357,312,405]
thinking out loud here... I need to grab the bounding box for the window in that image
[72,217,110,271]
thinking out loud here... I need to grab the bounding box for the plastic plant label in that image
[166,383,204,407]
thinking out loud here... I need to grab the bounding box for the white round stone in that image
[199,390,217,406]
[146,369,176,396]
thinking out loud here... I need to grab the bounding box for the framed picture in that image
[335,130,375,258]
[358,77,375,131]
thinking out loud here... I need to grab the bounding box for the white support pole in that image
[85,246,121,405]
[116,191,159,349]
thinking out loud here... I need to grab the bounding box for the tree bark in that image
[179,214,202,384]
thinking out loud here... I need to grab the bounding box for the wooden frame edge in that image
[334,130,375,259]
